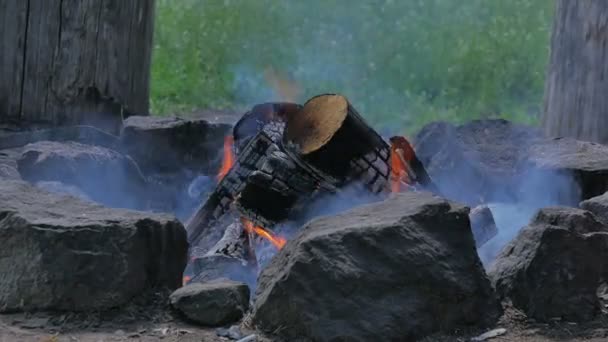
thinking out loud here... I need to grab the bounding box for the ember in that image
[389,136,416,193]
[217,135,235,181]
[241,217,286,250]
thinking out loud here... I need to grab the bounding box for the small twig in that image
[236,334,257,342]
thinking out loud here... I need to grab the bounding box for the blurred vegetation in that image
[151,0,554,134]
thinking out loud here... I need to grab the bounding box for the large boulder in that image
[0,125,120,150]
[525,138,608,201]
[488,207,608,321]
[35,181,91,201]
[580,191,608,225]
[414,119,541,205]
[17,141,148,210]
[170,280,250,326]
[0,180,187,312]
[253,192,501,341]
[119,116,232,174]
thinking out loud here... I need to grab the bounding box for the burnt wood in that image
[187,95,437,265]
[283,94,391,192]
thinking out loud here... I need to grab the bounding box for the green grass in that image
[151,0,554,134]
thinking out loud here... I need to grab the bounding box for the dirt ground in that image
[0,291,270,342]
[424,303,608,342]
[1,301,607,342]
[0,310,270,342]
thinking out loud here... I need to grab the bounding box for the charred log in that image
[389,136,439,193]
[187,95,438,256]
[282,94,391,192]
[233,102,302,154]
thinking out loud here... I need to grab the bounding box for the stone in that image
[253,192,501,341]
[470,205,499,248]
[215,325,243,340]
[489,206,608,321]
[532,206,606,234]
[170,280,250,326]
[524,137,608,201]
[0,125,120,151]
[414,119,541,205]
[119,116,232,174]
[0,180,187,312]
[0,149,21,180]
[580,191,608,225]
[35,181,91,201]
[186,255,257,291]
[414,120,608,206]
[17,141,148,210]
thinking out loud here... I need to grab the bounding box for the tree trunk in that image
[542,0,608,144]
[0,0,155,134]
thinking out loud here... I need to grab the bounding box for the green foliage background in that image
[151,0,554,133]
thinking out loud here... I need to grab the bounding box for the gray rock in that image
[215,325,243,340]
[489,206,608,321]
[415,120,608,206]
[0,125,120,150]
[253,192,501,341]
[470,205,498,248]
[170,280,250,326]
[0,180,187,312]
[35,181,91,201]
[0,149,21,180]
[120,116,231,174]
[524,138,608,201]
[532,206,606,234]
[580,191,608,225]
[414,119,541,205]
[187,255,257,292]
[17,141,148,210]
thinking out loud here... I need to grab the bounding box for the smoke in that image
[477,167,581,265]
[252,182,384,270]
[456,161,580,266]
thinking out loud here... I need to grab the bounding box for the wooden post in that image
[0,0,155,134]
[542,0,608,144]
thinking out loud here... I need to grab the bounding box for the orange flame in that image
[264,67,301,102]
[389,136,416,193]
[182,275,191,286]
[241,217,287,250]
[217,135,235,181]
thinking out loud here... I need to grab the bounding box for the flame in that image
[264,67,301,102]
[217,135,235,181]
[241,217,286,250]
[389,136,416,193]
[182,275,192,286]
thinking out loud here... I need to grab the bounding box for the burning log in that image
[205,221,256,262]
[283,94,391,193]
[186,94,439,281]
[389,136,438,193]
[233,102,302,153]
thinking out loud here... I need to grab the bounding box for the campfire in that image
[184,94,438,284]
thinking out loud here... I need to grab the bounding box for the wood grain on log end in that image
[284,94,348,154]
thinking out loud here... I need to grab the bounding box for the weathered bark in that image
[0,0,155,134]
[542,0,608,144]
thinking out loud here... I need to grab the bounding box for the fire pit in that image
[184,93,439,284]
